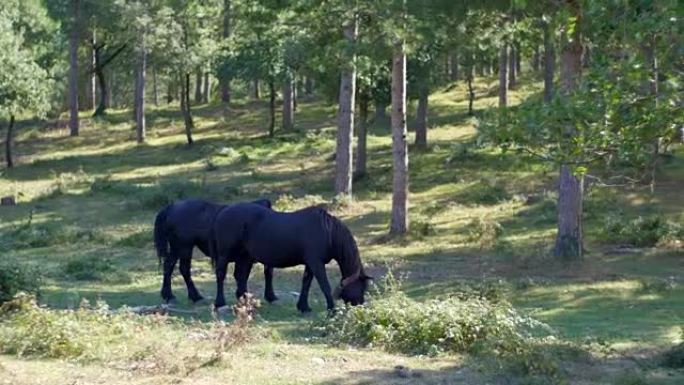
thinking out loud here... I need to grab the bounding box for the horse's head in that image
[333,270,372,306]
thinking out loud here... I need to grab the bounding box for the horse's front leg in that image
[296,266,314,313]
[178,248,203,303]
[264,265,278,303]
[309,262,335,311]
[214,254,230,309]
[234,258,254,299]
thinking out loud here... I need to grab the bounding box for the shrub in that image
[600,214,682,247]
[456,180,510,206]
[409,216,437,239]
[0,261,42,304]
[320,277,550,357]
[137,180,204,210]
[62,256,131,283]
[465,217,503,249]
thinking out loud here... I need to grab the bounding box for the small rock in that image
[311,357,325,365]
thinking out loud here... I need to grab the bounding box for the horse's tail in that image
[154,204,172,267]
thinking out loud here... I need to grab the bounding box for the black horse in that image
[210,202,371,312]
[153,198,278,304]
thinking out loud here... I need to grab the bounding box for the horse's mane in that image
[312,207,362,280]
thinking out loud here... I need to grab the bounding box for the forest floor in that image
[1,76,682,384]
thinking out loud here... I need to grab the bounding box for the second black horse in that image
[211,202,371,312]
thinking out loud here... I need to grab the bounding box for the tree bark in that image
[88,29,96,111]
[543,19,555,103]
[135,48,147,143]
[533,44,541,72]
[282,74,295,131]
[354,95,369,179]
[554,0,584,260]
[5,115,15,168]
[202,72,210,104]
[508,43,517,90]
[334,18,358,197]
[467,71,475,116]
[194,70,202,104]
[414,84,428,148]
[268,80,276,137]
[219,0,231,103]
[152,65,158,107]
[499,44,508,108]
[253,78,260,99]
[68,0,80,136]
[390,40,408,235]
[180,73,194,145]
[515,43,522,75]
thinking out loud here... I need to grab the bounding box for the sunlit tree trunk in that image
[390,39,408,235]
[180,73,194,145]
[499,43,508,108]
[282,74,295,130]
[69,0,80,136]
[135,47,146,143]
[5,115,15,168]
[508,43,517,90]
[335,17,357,197]
[554,0,584,260]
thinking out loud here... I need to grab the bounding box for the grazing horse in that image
[153,198,278,304]
[211,203,371,312]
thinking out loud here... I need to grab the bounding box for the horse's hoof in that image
[265,294,279,303]
[165,297,177,306]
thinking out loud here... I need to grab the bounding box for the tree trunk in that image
[515,43,522,74]
[414,84,428,148]
[499,44,508,108]
[532,45,541,72]
[180,73,194,145]
[253,78,260,99]
[107,71,113,108]
[543,19,555,103]
[93,64,108,116]
[167,79,175,104]
[219,0,231,103]
[554,0,584,260]
[194,70,202,104]
[449,50,459,81]
[203,72,209,103]
[68,0,80,136]
[88,30,96,111]
[304,76,313,95]
[268,80,276,137]
[334,18,358,197]
[135,48,146,143]
[508,44,517,90]
[390,40,408,235]
[355,95,369,179]
[282,74,295,131]
[152,65,158,107]
[5,115,15,168]
[293,76,298,111]
[467,72,475,116]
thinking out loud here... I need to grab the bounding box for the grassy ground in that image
[1,75,682,384]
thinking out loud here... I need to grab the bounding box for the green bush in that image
[321,277,550,357]
[465,217,503,249]
[62,256,131,283]
[600,214,682,247]
[137,180,204,210]
[456,180,510,206]
[0,261,42,304]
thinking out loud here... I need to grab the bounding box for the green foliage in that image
[0,221,111,251]
[456,180,510,206]
[465,217,504,249]
[599,214,682,247]
[321,275,551,357]
[0,260,42,304]
[62,256,131,283]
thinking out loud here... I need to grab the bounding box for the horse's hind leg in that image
[264,266,278,303]
[296,266,314,313]
[234,258,254,299]
[308,259,335,311]
[178,247,204,303]
[161,242,180,304]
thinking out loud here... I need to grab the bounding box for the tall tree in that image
[68,0,80,136]
[334,13,358,197]
[389,36,408,235]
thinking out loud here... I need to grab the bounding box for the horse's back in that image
[166,199,221,243]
